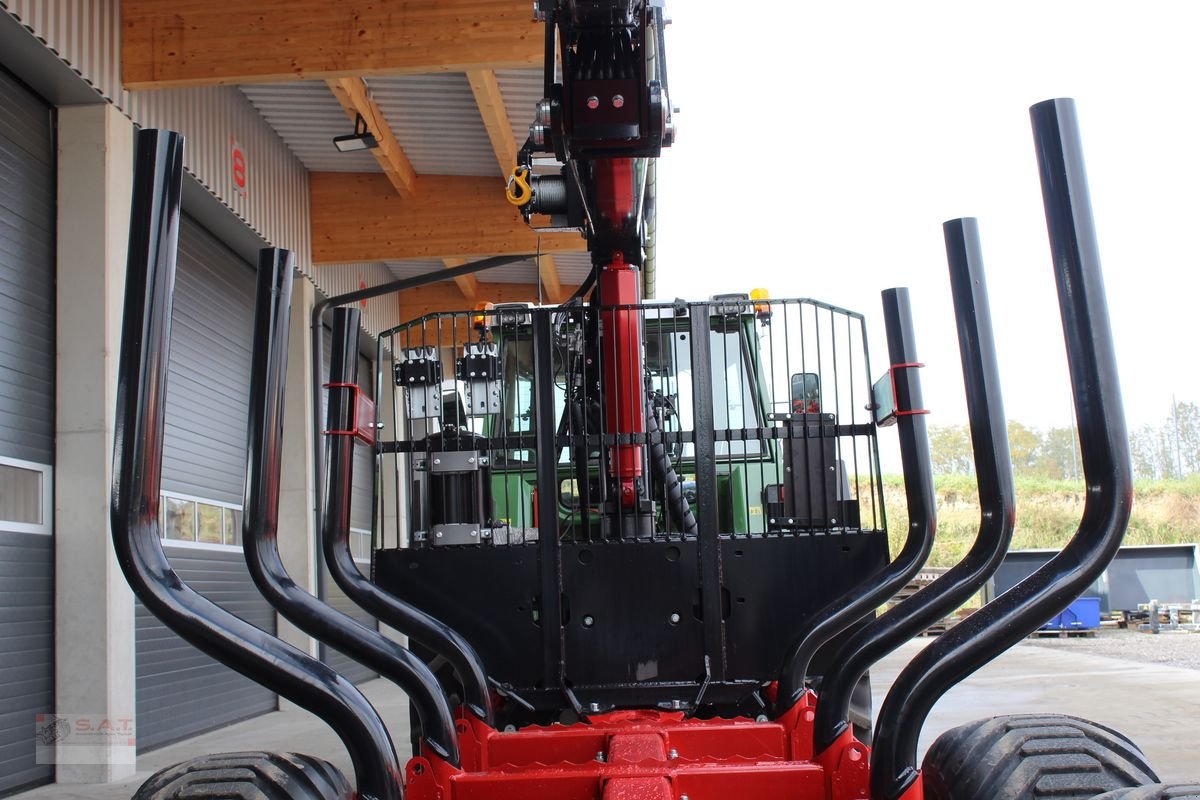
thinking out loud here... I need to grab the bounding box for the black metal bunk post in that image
[870,98,1134,800]
[243,247,461,765]
[324,306,495,725]
[111,129,403,800]
[775,287,936,713]
[811,217,1016,755]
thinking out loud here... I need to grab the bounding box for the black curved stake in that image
[324,306,495,726]
[812,217,1016,755]
[870,98,1134,800]
[111,129,402,800]
[776,287,936,712]
[243,249,461,765]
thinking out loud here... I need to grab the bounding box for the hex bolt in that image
[668,748,679,760]
[595,749,606,762]
[755,714,768,723]
[587,95,600,109]
[589,702,602,713]
[669,612,681,624]
[612,94,625,108]
[583,614,595,628]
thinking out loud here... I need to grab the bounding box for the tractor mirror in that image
[790,372,821,413]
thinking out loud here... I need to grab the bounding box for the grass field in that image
[880,474,1200,567]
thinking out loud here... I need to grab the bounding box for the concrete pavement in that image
[15,639,1199,799]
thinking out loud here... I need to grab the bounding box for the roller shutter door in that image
[134,216,277,750]
[320,334,379,684]
[0,66,55,794]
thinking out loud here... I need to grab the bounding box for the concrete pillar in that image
[54,104,136,783]
[277,274,320,661]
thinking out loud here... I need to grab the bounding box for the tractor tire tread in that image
[922,714,1159,800]
[1091,785,1200,800]
[131,751,353,800]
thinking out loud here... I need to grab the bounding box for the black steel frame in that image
[111,129,403,800]
[323,307,496,726]
[369,299,890,716]
[244,249,460,765]
[870,98,1135,800]
[811,216,1017,755]
[775,287,937,712]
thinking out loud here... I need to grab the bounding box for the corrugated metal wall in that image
[319,262,403,336]
[162,216,257,504]
[1,0,314,276]
[0,533,52,793]
[0,64,54,795]
[135,548,277,750]
[137,215,278,746]
[0,64,56,466]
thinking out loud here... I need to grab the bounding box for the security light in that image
[332,113,379,153]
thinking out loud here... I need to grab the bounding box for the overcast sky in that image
[655,1,1200,442]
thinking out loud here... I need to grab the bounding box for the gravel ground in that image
[1020,626,1200,670]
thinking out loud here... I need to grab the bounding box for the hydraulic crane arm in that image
[511,0,676,536]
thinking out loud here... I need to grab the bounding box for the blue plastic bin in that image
[1042,596,1101,630]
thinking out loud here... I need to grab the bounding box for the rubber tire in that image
[922,714,1159,800]
[1092,786,1200,799]
[132,751,354,799]
[850,671,873,747]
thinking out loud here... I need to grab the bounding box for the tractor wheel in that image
[850,672,873,746]
[922,714,1159,800]
[132,751,353,799]
[1091,786,1200,799]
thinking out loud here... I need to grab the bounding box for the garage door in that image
[320,334,379,684]
[0,66,55,795]
[135,215,277,750]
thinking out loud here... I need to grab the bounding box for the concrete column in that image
[277,274,320,662]
[54,104,136,784]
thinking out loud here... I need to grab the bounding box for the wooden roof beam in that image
[311,172,587,263]
[466,68,566,304]
[121,0,542,89]
[441,258,479,302]
[326,77,417,198]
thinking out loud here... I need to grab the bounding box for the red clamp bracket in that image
[872,362,930,427]
[889,362,930,418]
[323,382,377,446]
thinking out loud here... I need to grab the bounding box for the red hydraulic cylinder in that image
[599,253,645,507]
[593,157,646,509]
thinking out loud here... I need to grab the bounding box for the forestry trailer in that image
[111,2,1194,799]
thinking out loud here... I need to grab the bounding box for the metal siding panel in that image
[240,82,379,174]
[161,215,255,505]
[319,578,378,686]
[495,69,545,154]
[368,74,498,176]
[135,548,277,750]
[4,2,314,279]
[319,262,402,337]
[125,85,314,276]
[0,67,54,466]
[0,532,52,794]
